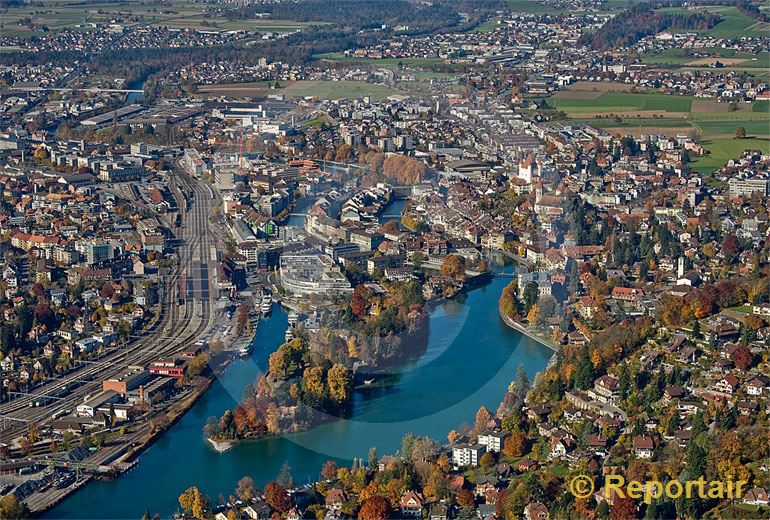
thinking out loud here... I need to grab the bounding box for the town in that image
[0,0,768,518]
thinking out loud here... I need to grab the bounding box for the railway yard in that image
[0,165,235,513]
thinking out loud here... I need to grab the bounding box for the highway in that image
[0,167,220,443]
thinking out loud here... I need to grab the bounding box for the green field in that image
[299,118,327,128]
[705,7,770,38]
[151,18,322,32]
[410,71,458,80]
[279,81,404,100]
[196,79,404,100]
[753,100,770,113]
[688,110,768,121]
[654,6,770,38]
[0,1,322,38]
[507,0,564,13]
[551,92,694,113]
[473,17,501,33]
[692,120,770,137]
[0,1,206,37]
[314,53,448,68]
[574,117,693,128]
[640,47,769,67]
[690,138,770,174]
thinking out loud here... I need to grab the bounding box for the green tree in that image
[523,282,539,313]
[574,346,594,390]
[685,441,707,478]
[367,447,378,469]
[277,461,294,489]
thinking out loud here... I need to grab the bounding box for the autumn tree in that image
[526,303,540,325]
[358,495,391,520]
[473,406,492,435]
[268,348,290,379]
[479,451,495,468]
[381,220,399,233]
[327,364,352,405]
[440,255,465,279]
[351,285,370,319]
[502,431,528,457]
[236,476,258,501]
[0,494,28,519]
[264,482,291,513]
[735,126,747,139]
[457,488,476,508]
[302,366,326,405]
[610,496,637,520]
[321,460,338,480]
[730,345,753,370]
[178,486,208,520]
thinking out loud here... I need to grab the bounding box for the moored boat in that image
[260,293,273,315]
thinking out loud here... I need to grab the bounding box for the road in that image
[0,167,220,444]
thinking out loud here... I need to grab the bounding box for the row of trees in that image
[364,152,428,186]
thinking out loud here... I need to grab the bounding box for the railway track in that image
[0,168,218,438]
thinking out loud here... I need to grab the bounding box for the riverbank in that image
[206,437,234,453]
[28,325,250,516]
[498,304,559,352]
[46,269,554,519]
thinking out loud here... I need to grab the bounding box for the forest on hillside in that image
[580,2,721,51]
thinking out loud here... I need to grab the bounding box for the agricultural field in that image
[550,91,695,113]
[0,1,205,37]
[690,138,770,174]
[195,81,276,97]
[640,48,770,73]
[656,6,770,38]
[559,80,770,170]
[506,0,564,14]
[691,120,770,138]
[150,18,321,32]
[552,85,769,130]
[0,0,322,38]
[196,80,404,101]
[573,118,694,129]
[473,17,502,33]
[704,6,770,38]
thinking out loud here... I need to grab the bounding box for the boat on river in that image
[260,293,273,315]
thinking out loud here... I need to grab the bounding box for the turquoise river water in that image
[46,208,551,518]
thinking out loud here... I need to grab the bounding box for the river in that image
[46,233,551,518]
[125,78,146,105]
